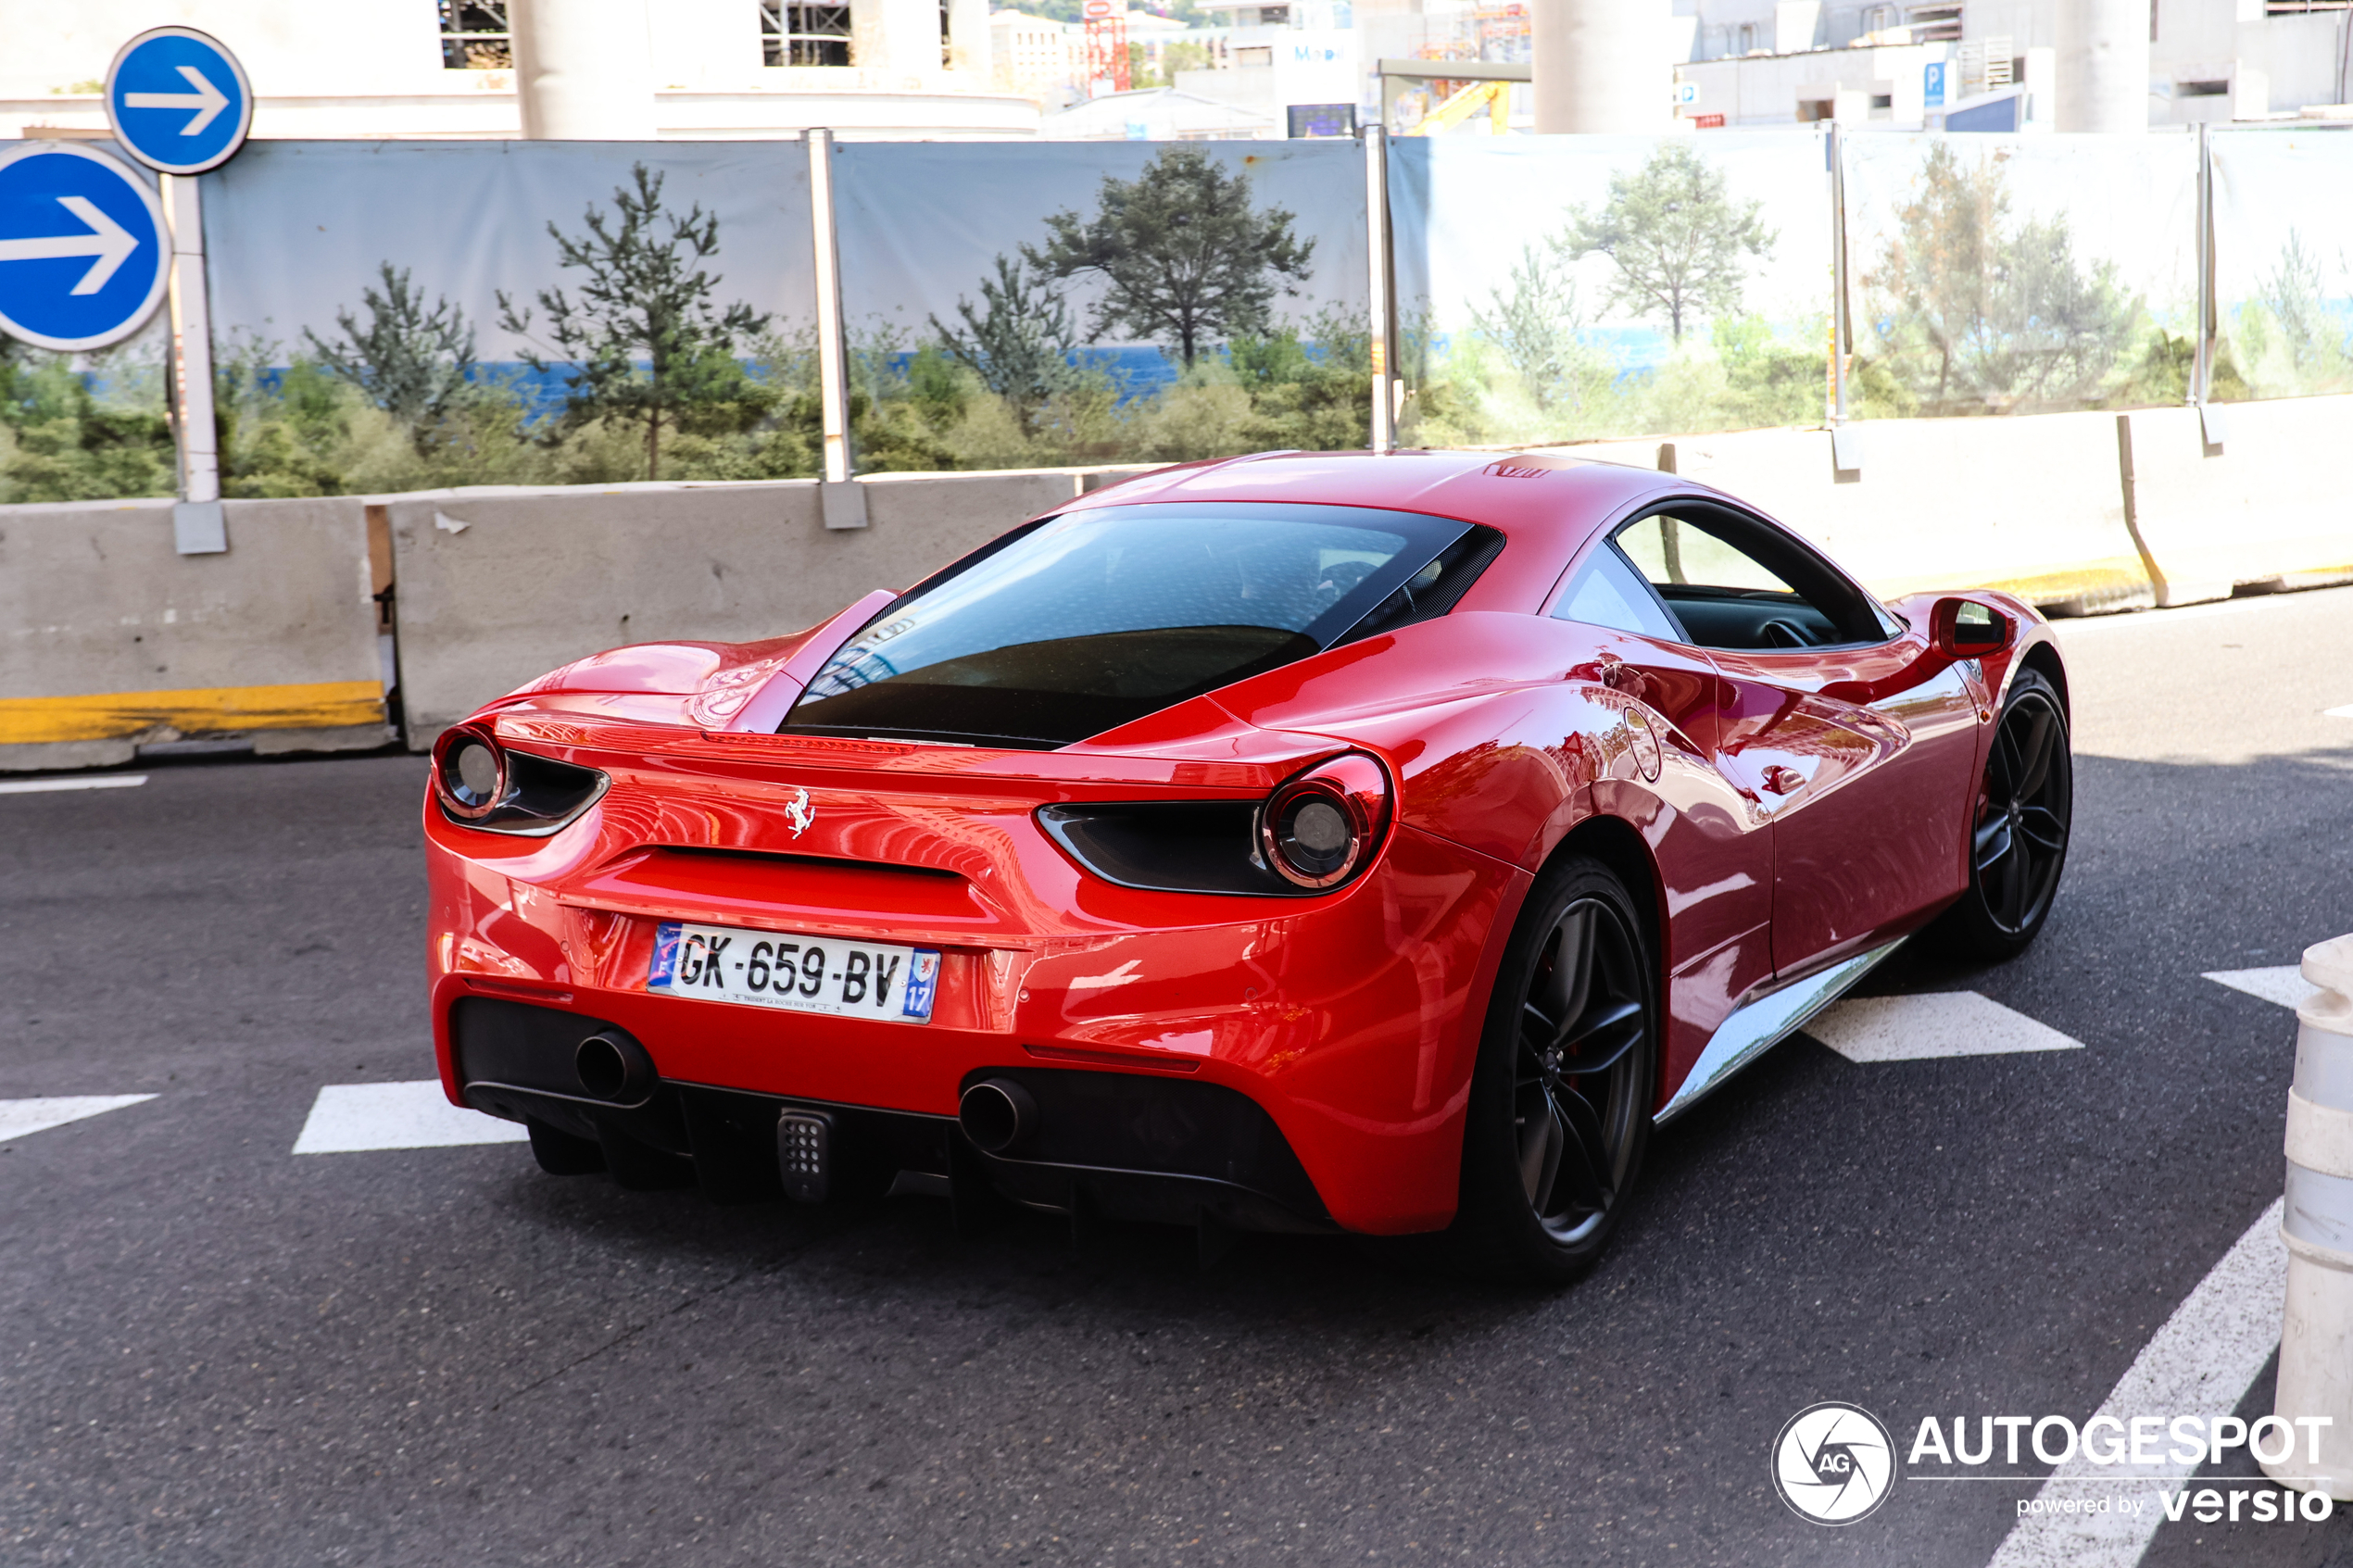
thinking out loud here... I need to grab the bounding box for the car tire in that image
[1450,852,1658,1285]
[1929,668,2071,962]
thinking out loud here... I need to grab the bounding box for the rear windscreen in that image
[782,502,1475,747]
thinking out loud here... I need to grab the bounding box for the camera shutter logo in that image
[1771,1402,1897,1524]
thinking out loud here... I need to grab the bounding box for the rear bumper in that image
[427,819,1529,1235]
[455,995,1339,1232]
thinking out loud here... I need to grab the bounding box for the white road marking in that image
[0,1094,157,1143]
[1982,1198,2287,1568]
[2324,703,2353,719]
[0,774,146,796]
[2204,966,2319,1011]
[1807,992,2085,1062]
[292,1081,529,1154]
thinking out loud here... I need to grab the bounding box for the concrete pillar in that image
[945,0,992,78]
[854,0,946,81]
[2055,0,2151,132]
[1531,0,1672,134]
[511,0,658,140]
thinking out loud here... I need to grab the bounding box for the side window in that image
[1552,541,1684,643]
[1613,509,1894,651]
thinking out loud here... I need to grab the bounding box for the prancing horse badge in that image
[784,787,814,837]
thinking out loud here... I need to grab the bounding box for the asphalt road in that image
[6,585,2353,1568]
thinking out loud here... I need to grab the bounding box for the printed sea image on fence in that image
[196,141,816,497]
[1841,132,2199,419]
[2210,130,2353,404]
[1388,132,1833,447]
[831,140,1368,470]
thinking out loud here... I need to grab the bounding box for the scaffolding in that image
[1082,0,1132,96]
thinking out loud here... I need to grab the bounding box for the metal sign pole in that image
[1363,124,1396,454]
[807,127,864,525]
[162,172,225,554]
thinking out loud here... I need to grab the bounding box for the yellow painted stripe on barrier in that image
[0,682,386,746]
[1974,565,2155,603]
[1870,562,2154,609]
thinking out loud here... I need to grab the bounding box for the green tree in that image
[1712,314,1824,427]
[930,254,1084,433]
[1027,144,1315,368]
[1469,244,1606,410]
[1559,143,1772,345]
[497,164,773,481]
[1226,305,1371,451]
[0,345,175,504]
[2258,230,2343,374]
[1861,144,2141,414]
[304,262,479,450]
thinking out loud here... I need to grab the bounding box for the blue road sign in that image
[105,27,253,175]
[1924,61,1947,109]
[0,143,170,352]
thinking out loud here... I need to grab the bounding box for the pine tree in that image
[305,263,478,448]
[930,254,1083,433]
[497,165,772,481]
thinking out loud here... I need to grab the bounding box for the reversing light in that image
[433,724,506,822]
[1258,752,1391,890]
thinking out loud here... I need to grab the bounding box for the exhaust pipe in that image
[959,1077,1038,1156]
[573,1029,655,1103]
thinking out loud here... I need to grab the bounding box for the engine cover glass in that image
[783,502,1472,748]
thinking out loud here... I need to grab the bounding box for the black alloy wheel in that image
[1453,855,1656,1283]
[1938,668,2072,960]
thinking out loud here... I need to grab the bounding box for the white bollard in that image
[2264,934,2353,1500]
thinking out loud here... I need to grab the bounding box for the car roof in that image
[1062,448,1698,615]
[1069,448,1677,530]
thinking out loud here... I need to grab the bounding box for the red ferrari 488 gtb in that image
[424,449,2070,1280]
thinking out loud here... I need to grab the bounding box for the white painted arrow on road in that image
[123,64,231,136]
[0,196,140,295]
[0,1095,157,1144]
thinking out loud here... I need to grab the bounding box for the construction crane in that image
[1411,77,1511,135]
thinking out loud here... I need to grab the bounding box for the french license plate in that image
[648,922,939,1023]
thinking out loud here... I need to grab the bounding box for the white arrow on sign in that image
[124,64,230,137]
[0,196,140,295]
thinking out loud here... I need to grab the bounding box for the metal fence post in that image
[2195,122,2225,447]
[1363,124,1397,454]
[807,127,865,526]
[1826,122,1861,472]
[162,172,226,554]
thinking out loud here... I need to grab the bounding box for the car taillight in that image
[434,724,506,822]
[1259,752,1391,890]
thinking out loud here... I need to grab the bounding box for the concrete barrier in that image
[1571,409,2155,615]
[5,409,2342,773]
[0,495,390,772]
[2120,396,2353,608]
[387,469,1095,748]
